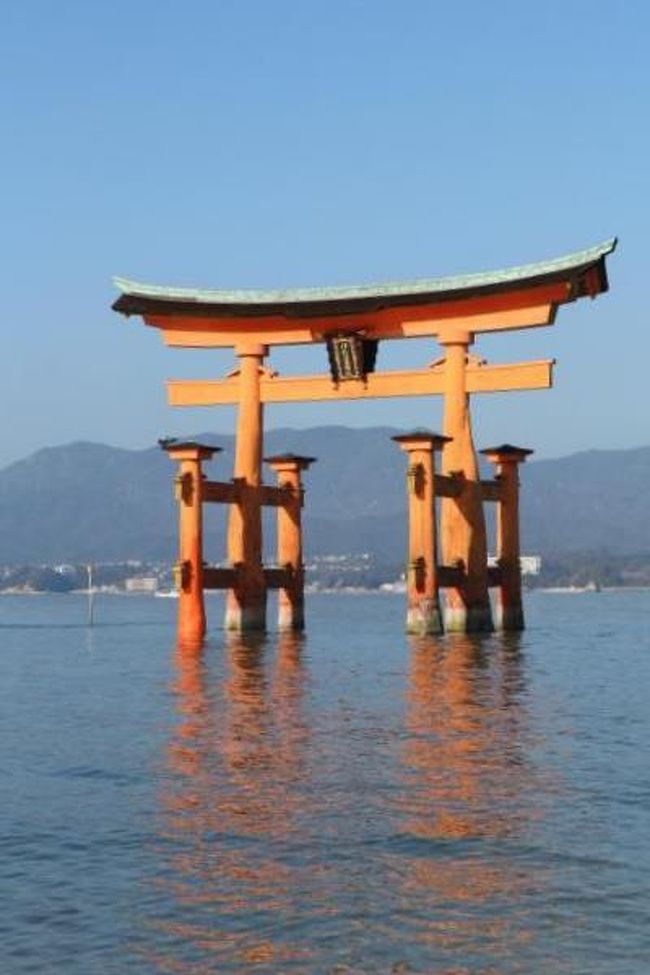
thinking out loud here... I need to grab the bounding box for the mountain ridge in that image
[1,428,649,563]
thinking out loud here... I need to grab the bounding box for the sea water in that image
[1,591,649,973]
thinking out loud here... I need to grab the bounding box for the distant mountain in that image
[0,428,649,563]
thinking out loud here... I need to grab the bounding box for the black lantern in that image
[326,334,378,381]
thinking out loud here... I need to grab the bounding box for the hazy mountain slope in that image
[0,430,648,562]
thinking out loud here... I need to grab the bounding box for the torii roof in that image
[113,238,616,319]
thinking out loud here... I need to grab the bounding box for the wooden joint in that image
[174,471,194,504]
[434,473,464,498]
[173,560,191,591]
[407,463,424,495]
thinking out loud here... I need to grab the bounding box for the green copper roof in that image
[113,238,616,318]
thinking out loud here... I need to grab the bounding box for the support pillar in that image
[265,453,316,631]
[226,343,268,631]
[162,441,220,648]
[438,331,493,632]
[481,444,533,631]
[393,432,449,635]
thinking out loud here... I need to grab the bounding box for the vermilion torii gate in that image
[113,239,615,641]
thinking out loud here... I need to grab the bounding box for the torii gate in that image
[113,239,615,640]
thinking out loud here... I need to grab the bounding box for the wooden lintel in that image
[168,359,554,407]
[264,566,293,589]
[149,283,563,348]
[434,473,464,498]
[203,566,238,589]
[480,479,503,502]
[203,481,240,504]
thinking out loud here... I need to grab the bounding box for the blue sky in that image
[1,1,647,467]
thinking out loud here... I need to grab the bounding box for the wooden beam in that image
[203,566,238,589]
[480,479,503,502]
[203,481,239,504]
[168,359,554,407]
[434,473,464,498]
[438,565,465,588]
[154,300,556,348]
[259,484,294,507]
[264,566,292,589]
[487,565,503,587]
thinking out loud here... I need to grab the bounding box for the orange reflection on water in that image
[143,633,313,973]
[396,634,546,963]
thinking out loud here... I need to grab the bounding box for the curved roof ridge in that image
[113,238,616,307]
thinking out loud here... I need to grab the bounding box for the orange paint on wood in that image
[167,360,554,407]
[265,455,315,632]
[225,349,267,631]
[481,446,533,631]
[439,338,493,633]
[149,285,562,348]
[393,434,448,635]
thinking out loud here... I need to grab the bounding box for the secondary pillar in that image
[226,343,268,631]
[438,330,493,633]
[265,453,316,631]
[481,444,533,631]
[162,441,220,648]
[393,432,449,635]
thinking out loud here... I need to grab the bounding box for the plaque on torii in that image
[113,239,615,639]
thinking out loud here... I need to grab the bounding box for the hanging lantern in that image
[326,334,379,381]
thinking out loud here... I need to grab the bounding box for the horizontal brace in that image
[203,481,239,504]
[434,473,464,498]
[259,485,295,507]
[264,566,294,589]
[202,482,296,507]
[487,566,503,587]
[437,565,465,588]
[203,567,238,589]
[480,479,503,502]
[168,359,554,407]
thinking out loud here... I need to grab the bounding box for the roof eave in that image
[112,237,617,319]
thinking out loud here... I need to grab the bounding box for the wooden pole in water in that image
[265,453,316,631]
[438,330,493,633]
[87,564,94,627]
[393,432,449,635]
[226,343,268,631]
[161,441,221,648]
[481,444,533,631]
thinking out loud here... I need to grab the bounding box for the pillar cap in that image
[264,452,316,470]
[159,438,221,461]
[392,430,451,451]
[480,443,534,462]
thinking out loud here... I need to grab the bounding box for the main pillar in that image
[393,432,449,635]
[265,453,316,631]
[163,441,219,647]
[481,444,533,631]
[438,331,493,632]
[226,343,268,630]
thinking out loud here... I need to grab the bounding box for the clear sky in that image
[1,0,647,467]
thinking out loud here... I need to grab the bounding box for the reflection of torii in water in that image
[140,634,312,973]
[397,634,554,967]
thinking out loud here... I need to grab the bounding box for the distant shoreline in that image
[3,585,650,597]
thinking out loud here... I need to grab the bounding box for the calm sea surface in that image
[1,591,649,973]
